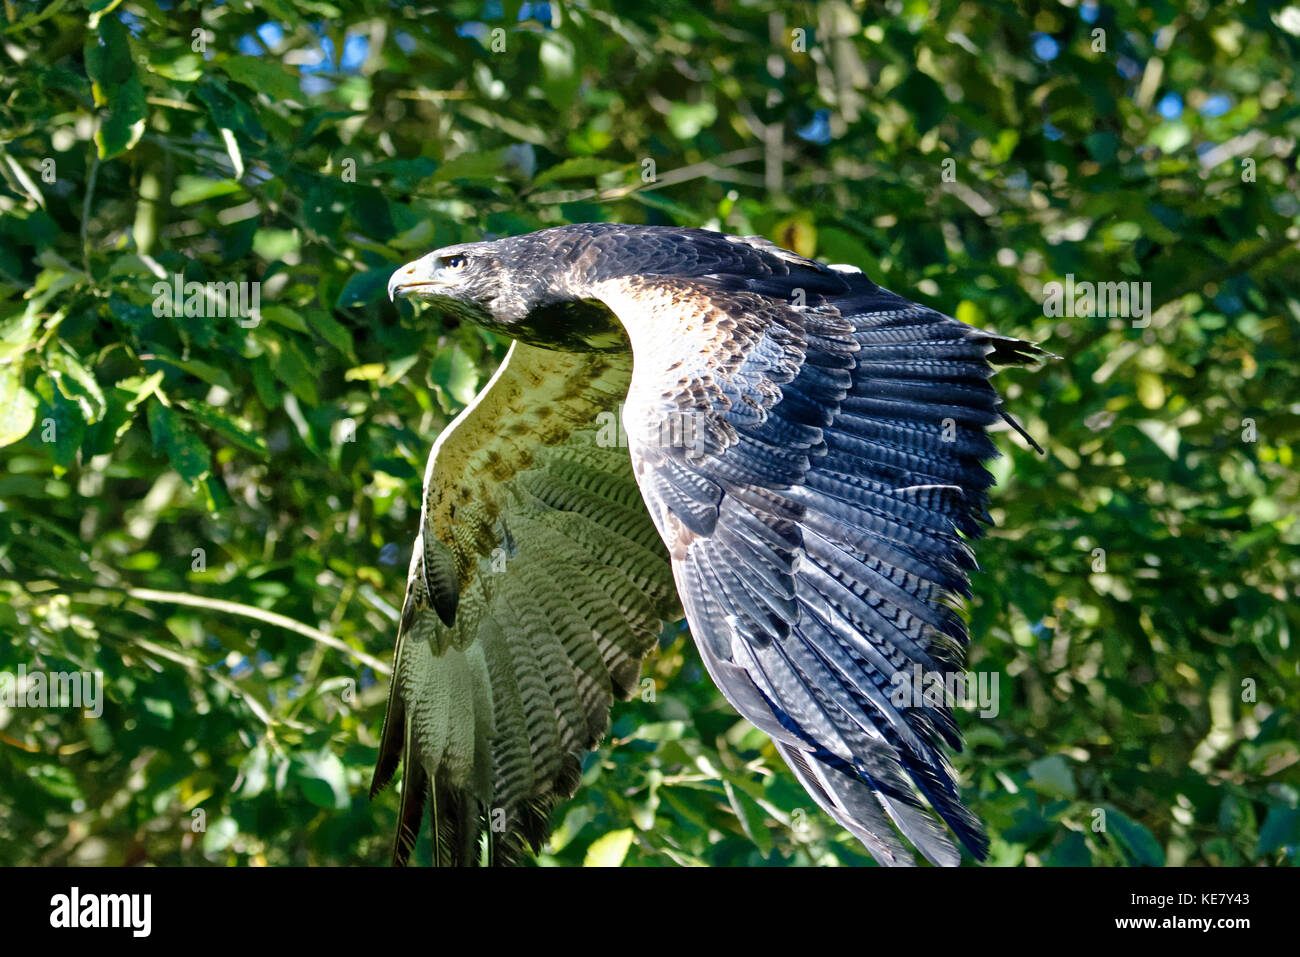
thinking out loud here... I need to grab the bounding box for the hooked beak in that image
[388,256,446,302]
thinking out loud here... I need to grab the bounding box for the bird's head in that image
[387,241,524,324]
[388,229,629,352]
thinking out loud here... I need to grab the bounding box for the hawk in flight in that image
[377,223,1046,866]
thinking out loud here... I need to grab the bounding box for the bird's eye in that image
[441,255,469,270]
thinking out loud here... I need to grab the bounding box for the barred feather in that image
[380,223,1048,866]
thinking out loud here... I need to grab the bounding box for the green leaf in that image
[261,304,310,333]
[724,780,773,855]
[1256,805,1300,856]
[336,269,389,308]
[237,744,271,799]
[583,828,635,867]
[171,176,244,207]
[538,32,579,106]
[344,363,385,382]
[1048,830,1093,866]
[894,72,945,133]
[94,73,147,159]
[271,335,320,405]
[307,311,355,359]
[0,305,45,364]
[47,346,107,424]
[533,157,627,187]
[1027,755,1077,799]
[1105,806,1166,867]
[194,78,265,142]
[85,15,146,158]
[117,371,165,411]
[84,14,134,93]
[624,720,688,743]
[33,373,86,467]
[146,400,212,487]
[293,750,349,809]
[429,344,477,404]
[202,817,239,854]
[220,55,301,101]
[251,355,278,408]
[1150,121,1191,154]
[143,355,235,391]
[379,353,420,388]
[431,149,508,183]
[3,153,46,208]
[302,178,347,235]
[141,696,174,726]
[29,765,82,802]
[1084,131,1118,163]
[666,101,717,140]
[0,364,38,447]
[180,400,269,456]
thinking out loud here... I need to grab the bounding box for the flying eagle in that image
[376,222,1046,866]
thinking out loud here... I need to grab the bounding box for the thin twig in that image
[81,152,100,275]
[123,587,392,675]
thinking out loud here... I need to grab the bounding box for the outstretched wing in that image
[593,267,1044,866]
[371,340,679,865]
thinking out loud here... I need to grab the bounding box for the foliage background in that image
[1,0,1297,866]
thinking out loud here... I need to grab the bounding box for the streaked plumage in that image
[378,223,1047,866]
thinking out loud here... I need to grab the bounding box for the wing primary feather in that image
[391,718,428,866]
[370,636,407,799]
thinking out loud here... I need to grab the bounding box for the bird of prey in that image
[377,222,1046,866]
